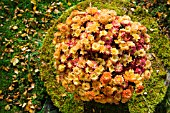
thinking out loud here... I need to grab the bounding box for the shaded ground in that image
[0,0,169,113]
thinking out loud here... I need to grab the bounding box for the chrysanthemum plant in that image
[41,1,169,113]
[53,6,153,104]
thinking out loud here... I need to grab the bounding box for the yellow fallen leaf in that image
[31,0,36,5]
[23,90,27,96]
[5,105,10,111]
[14,68,19,74]
[21,33,27,37]
[68,2,71,6]
[33,5,37,11]
[17,14,22,17]
[12,26,18,30]
[11,57,19,66]
[8,85,14,91]
[35,69,39,72]
[54,9,59,14]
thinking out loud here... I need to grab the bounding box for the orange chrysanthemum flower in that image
[100,72,112,84]
[122,89,132,99]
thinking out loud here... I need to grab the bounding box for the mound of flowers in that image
[53,7,152,104]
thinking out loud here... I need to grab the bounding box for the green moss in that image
[40,0,169,113]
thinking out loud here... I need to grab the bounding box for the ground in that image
[0,0,169,113]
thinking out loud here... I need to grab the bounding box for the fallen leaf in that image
[157,12,162,18]
[17,14,22,17]
[8,85,14,91]
[31,0,36,5]
[167,0,170,4]
[35,69,39,72]
[21,33,27,37]
[22,103,27,108]
[68,2,71,6]
[23,90,27,96]
[11,57,19,66]
[28,73,33,82]
[33,6,37,11]
[14,68,19,74]
[0,95,4,99]
[2,66,9,71]
[12,26,18,30]
[5,105,10,111]
[5,98,12,102]
[54,9,59,14]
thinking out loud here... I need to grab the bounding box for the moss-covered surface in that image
[40,0,169,113]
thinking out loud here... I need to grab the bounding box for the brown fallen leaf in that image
[28,73,33,82]
[167,0,170,4]
[5,98,12,102]
[0,95,4,99]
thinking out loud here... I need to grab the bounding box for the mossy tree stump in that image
[40,0,169,113]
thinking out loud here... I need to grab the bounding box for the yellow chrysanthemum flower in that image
[73,77,81,86]
[54,32,61,38]
[92,42,100,51]
[131,22,141,33]
[105,24,113,29]
[61,42,69,52]
[99,30,107,37]
[53,50,60,59]
[86,7,98,15]
[72,16,81,23]
[60,54,67,63]
[84,43,91,50]
[135,49,146,57]
[127,41,135,47]
[90,72,99,81]
[66,17,72,25]
[72,29,82,37]
[71,24,80,30]
[58,64,66,72]
[113,75,124,85]
[119,43,129,51]
[111,48,119,55]
[73,67,82,75]
[67,72,75,81]
[94,65,104,75]
[106,59,113,67]
[82,82,91,91]
[145,60,151,69]
[99,45,106,53]
[132,34,140,42]
[109,65,115,73]
[143,70,151,80]
[110,55,119,63]
[87,34,94,42]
